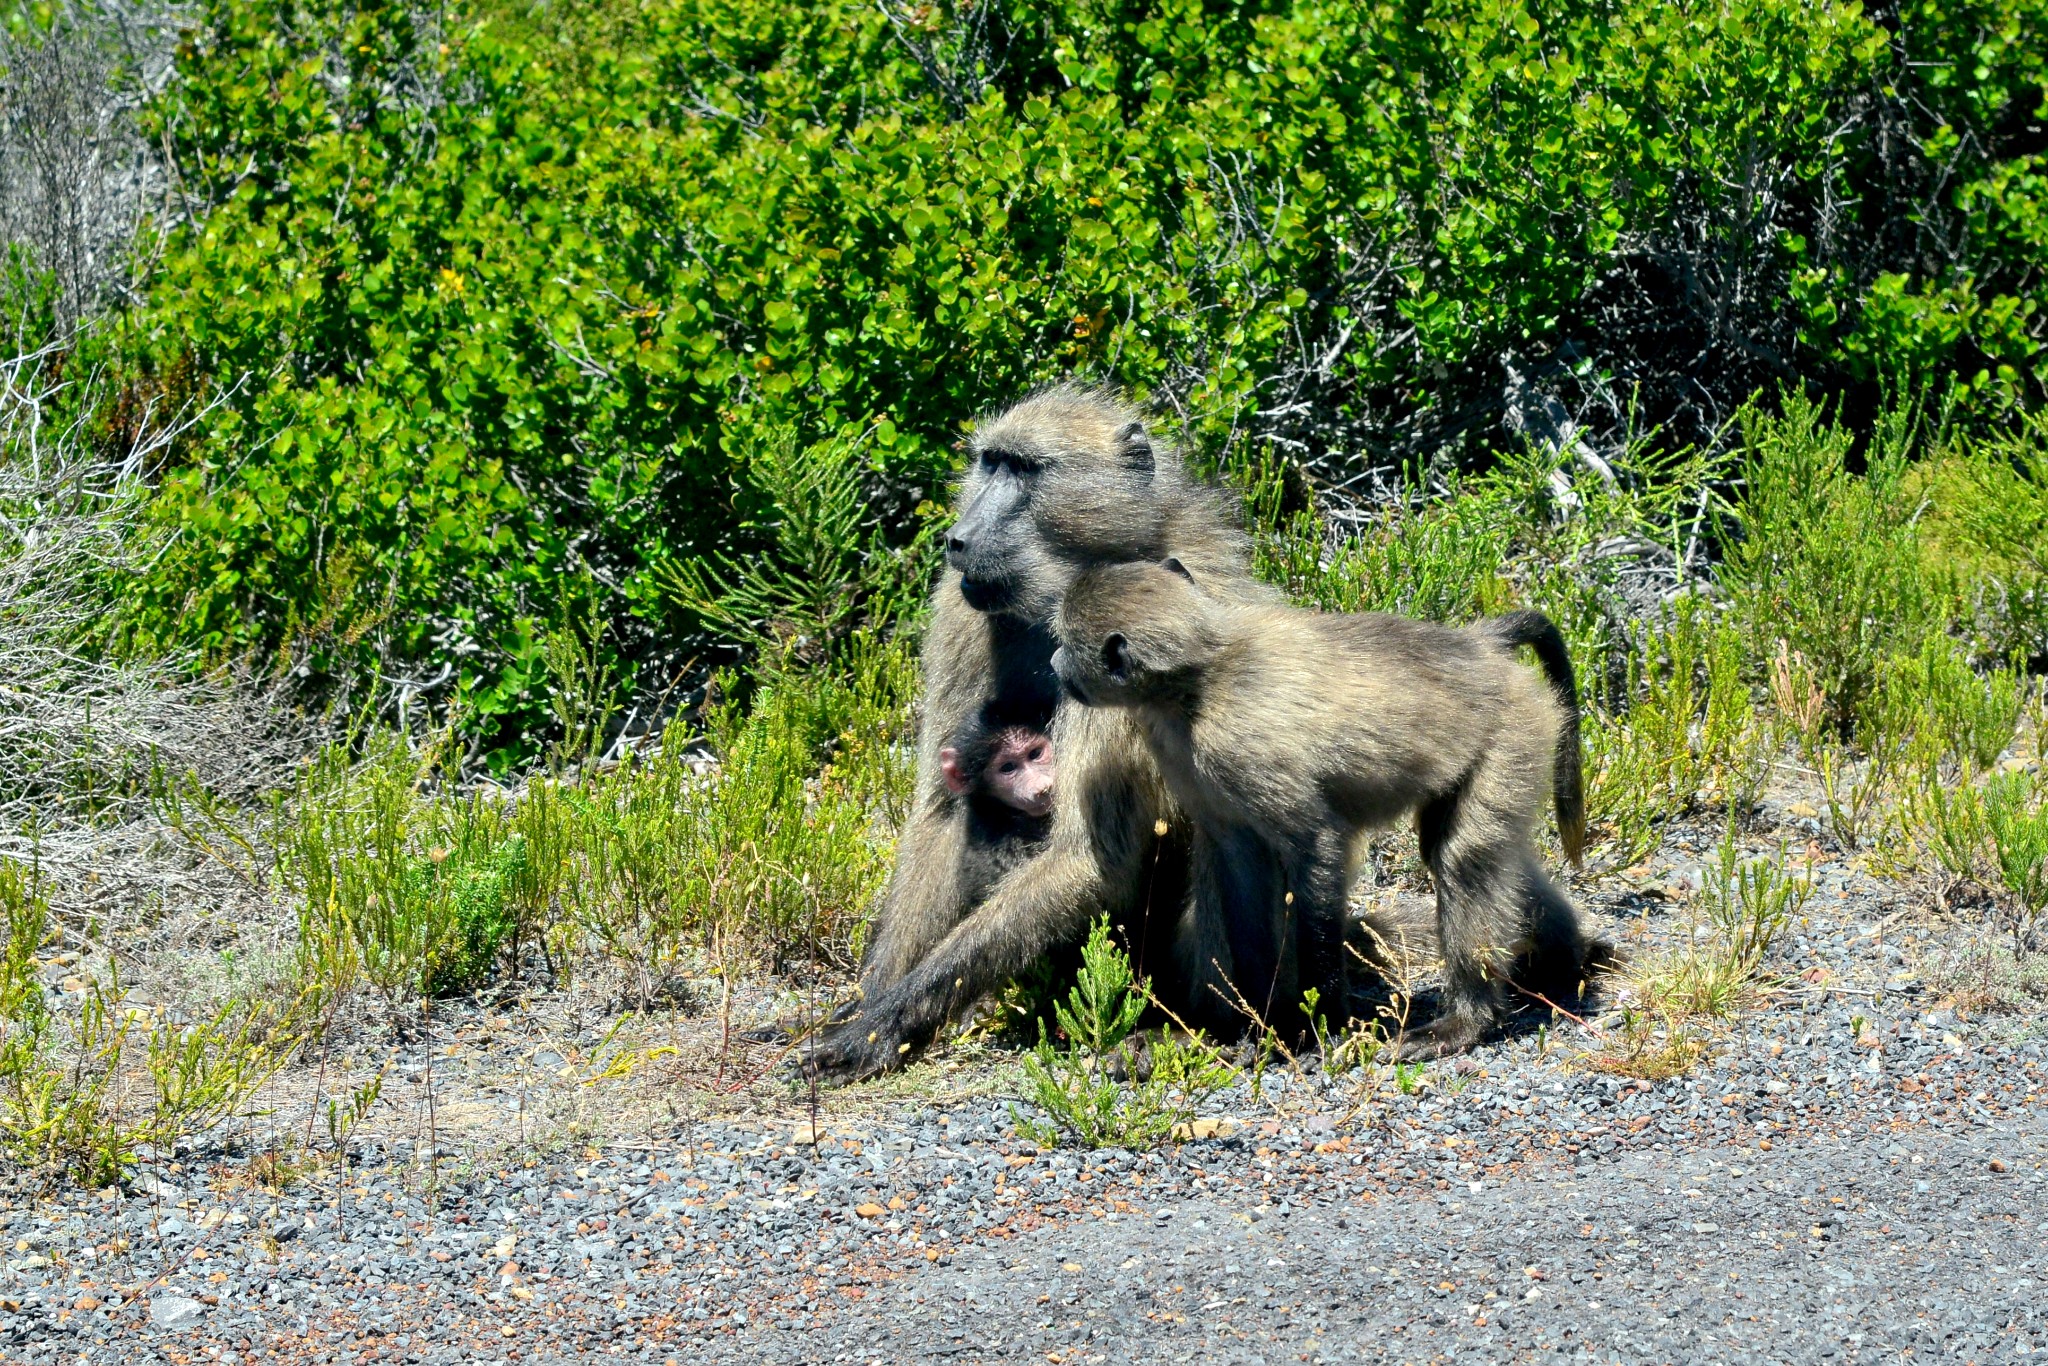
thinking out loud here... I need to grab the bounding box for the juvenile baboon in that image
[1052,557,1596,1056]
[801,386,1292,1080]
[939,714,1055,904]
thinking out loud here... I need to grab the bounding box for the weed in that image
[1889,635,2026,774]
[1927,410,2048,660]
[1016,919,1235,1150]
[1592,1006,1709,1081]
[144,996,295,1161]
[1248,469,1515,623]
[1612,826,1808,1075]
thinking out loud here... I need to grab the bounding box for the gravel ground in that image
[2,986,2041,1366]
[7,786,2048,1365]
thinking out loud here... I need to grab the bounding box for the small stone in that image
[1988,1159,2008,1173]
[150,1295,207,1329]
[854,1204,885,1219]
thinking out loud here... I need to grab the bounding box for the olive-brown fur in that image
[802,387,1291,1080]
[1053,559,1599,1056]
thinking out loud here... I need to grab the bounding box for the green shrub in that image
[72,0,2048,758]
[1926,410,2048,662]
[1721,394,1945,730]
[1982,770,2048,953]
[282,735,528,1014]
[1249,469,1517,622]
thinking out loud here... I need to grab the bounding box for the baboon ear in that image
[939,746,970,795]
[1102,632,1131,681]
[1114,421,1153,474]
[1160,556,1193,582]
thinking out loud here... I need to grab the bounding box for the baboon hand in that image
[801,1011,915,1084]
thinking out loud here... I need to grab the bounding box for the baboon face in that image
[940,724,1055,818]
[945,387,1168,622]
[1051,558,1211,707]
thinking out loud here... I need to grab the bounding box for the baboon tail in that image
[1484,609,1586,865]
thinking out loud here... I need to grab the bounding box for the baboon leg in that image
[1509,849,1592,1004]
[1405,750,1548,1056]
[1183,825,1292,1038]
[1288,825,1354,1033]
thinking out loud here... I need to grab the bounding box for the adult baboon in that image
[1052,558,1596,1056]
[802,386,1287,1080]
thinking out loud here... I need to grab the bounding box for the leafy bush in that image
[52,0,2046,757]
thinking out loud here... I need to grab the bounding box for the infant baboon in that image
[941,718,1054,820]
[1052,558,1595,1056]
[939,716,1056,904]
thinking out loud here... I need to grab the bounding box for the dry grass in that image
[0,344,311,931]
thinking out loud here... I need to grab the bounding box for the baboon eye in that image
[998,761,1017,774]
[1102,633,1130,678]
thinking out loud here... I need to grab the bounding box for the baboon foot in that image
[801,1010,922,1084]
[1385,1012,1489,1061]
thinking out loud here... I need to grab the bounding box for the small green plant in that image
[1930,411,2048,660]
[0,861,125,1182]
[323,1067,387,1155]
[1016,919,1235,1149]
[145,996,295,1160]
[1981,771,2048,955]
[1903,776,1993,887]
[0,859,298,1182]
[1251,474,1516,623]
[282,735,529,1019]
[1910,636,2025,773]
[1583,599,1770,861]
[1698,820,1810,974]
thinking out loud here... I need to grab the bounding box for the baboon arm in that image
[807,718,1154,1081]
[857,788,972,992]
[856,585,990,991]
